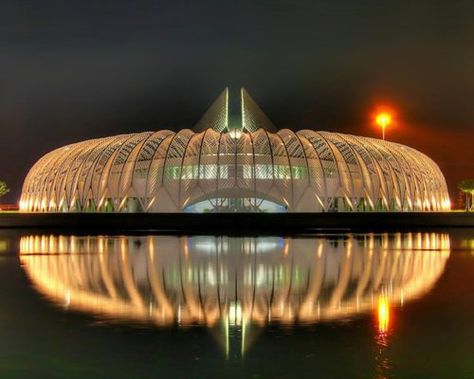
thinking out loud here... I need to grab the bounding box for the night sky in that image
[1,0,473,203]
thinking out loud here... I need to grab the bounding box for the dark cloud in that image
[1,0,473,202]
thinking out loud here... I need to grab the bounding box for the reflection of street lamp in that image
[376,112,392,140]
[375,293,391,378]
[377,294,390,334]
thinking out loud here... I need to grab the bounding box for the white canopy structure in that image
[20,88,450,212]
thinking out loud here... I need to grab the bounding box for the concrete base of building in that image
[0,212,473,234]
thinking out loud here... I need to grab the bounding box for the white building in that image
[20,88,450,212]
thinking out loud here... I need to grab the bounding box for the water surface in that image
[1,230,473,378]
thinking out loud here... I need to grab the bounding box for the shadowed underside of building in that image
[20,88,450,213]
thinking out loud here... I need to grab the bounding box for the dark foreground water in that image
[0,229,473,379]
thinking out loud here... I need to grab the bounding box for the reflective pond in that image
[0,230,473,378]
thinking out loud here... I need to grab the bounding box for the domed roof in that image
[20,89,450,212]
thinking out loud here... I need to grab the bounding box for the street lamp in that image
[375,112,392,140]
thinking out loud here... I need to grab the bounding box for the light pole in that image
[376,112,392,140]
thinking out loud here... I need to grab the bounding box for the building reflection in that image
[19,233,449,324]
[19,233,450,356]
[461,237,474,251]
[0,238,8,254]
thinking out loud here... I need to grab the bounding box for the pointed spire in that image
[241,88,277,132]
[193,87,277,133]
[193,88,229,132]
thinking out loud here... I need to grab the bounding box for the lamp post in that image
[376,112,392,140]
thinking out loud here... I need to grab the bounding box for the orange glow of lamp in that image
[377,294,390,334]
[375,112,392,140]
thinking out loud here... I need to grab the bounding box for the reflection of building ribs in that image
[20,233,450,327]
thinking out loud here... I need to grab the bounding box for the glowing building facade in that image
[20,89,450,212]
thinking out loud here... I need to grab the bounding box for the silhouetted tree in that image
[0,181,9,200]
[458,179,474,211]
